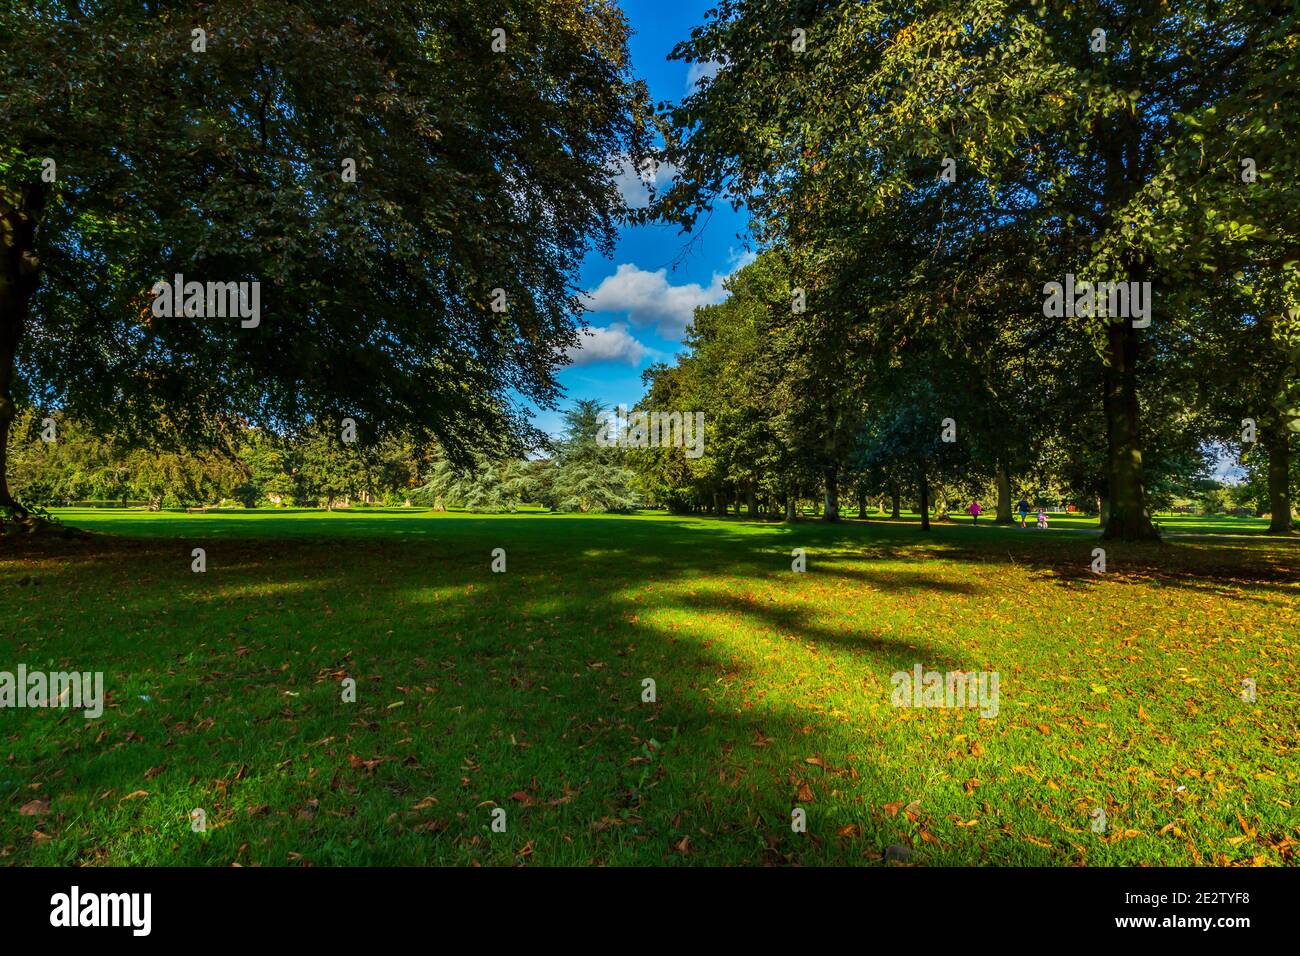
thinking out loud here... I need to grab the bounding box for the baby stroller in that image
[1036,510,1049,529]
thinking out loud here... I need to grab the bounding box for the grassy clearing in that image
[2,508,1297,866]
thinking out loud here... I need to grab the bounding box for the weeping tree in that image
[0,0,650,528]
[544,399,638,513]
[412,449,531,512]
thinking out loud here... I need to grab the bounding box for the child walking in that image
[967,500,983,525]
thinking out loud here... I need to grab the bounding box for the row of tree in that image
[8,409,425,510]
[649,0,1300,537]
[8,402,642,514]
[629,252,1296,525]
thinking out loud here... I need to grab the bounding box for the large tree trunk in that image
[995,461,1013,523]
[918,468,930,532]
[1265,420,1293,533]
[890,481,900,518]
[822,464,839,521]
[0,182,45,517]
[856,487,867,520]
[1097,111,1158,542]
[1101,320,1158,540]
[0,384,16,512]
[785,487,797,522]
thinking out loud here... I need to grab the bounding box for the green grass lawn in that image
[2,508,1297,866]
[847,508,1279,536]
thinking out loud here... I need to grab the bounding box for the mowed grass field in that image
[2,508,1297,866]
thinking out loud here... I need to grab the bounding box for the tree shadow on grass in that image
[757,517,1299,606]
[12,514,1276,866]
[664,587,972,672]
[0,524,1073,867]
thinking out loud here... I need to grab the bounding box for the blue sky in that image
[530,0,751,440]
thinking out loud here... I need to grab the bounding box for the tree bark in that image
[785,487,797,522]
[1096,108,1158,542]
[1,181,45,516]
[0,389,16,512]
[995,461,1013,523]
[822,464,839,521]
[918,468,930,532]
[856,487,867,520]
[890,482,900,519]
[1265,420,1294,533]
[1101,319,1158,540]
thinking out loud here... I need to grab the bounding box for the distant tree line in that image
[7,401,643,514]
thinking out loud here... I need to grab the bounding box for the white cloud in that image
[565,322,649,367]
[608,154,677,209]
[685,59,723,95]
[583,263,731,339]
[727,246,757,271]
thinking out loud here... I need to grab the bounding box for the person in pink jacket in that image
[967,500,983,525]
